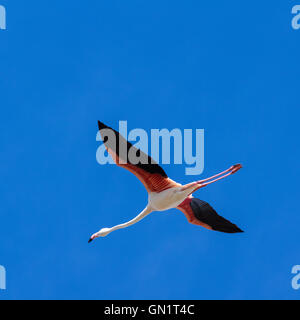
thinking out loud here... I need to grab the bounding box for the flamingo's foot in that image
[231,163,242,174]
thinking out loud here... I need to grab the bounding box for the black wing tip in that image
[190,199,244,234]
[228,227,244,234]
[223,223,244,233]
[213,225,244,234]
[98,120,108,130]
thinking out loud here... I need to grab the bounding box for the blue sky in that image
[1,1,300,300]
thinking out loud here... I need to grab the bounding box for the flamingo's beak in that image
[88,234,96,243]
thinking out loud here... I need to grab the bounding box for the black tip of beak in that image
[88,238,93,243]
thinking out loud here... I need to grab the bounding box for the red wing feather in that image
[177,197,213,230]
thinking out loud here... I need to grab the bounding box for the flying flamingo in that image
[89,121,243,242]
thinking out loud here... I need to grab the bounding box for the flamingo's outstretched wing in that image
[177,197,243,233]
[98,121,180,193]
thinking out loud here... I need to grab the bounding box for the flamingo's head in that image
[88,228,111,243]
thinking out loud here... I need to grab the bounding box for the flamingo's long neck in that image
[109,206,153,233]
